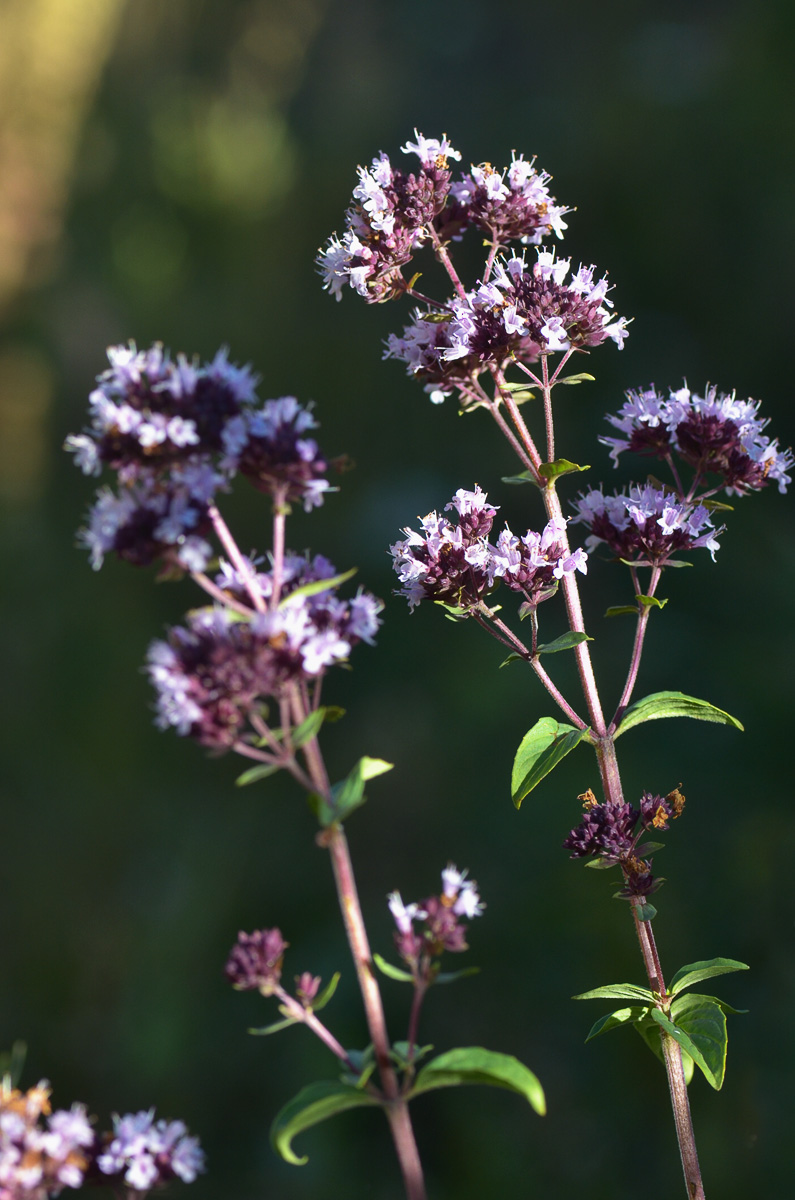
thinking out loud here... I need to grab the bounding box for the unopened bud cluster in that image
[564,787,686,900]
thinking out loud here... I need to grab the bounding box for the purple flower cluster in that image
[224,928,288,996]
[391,486,587,613]
[388,864,484,972]
[97,1110,204,1191]
[440,153,569,246]
[147,554,381,748]
[601,383,792,496]
[564,787,685,900]
[66,344,331,572]
[318,132,461,304]
[0,1081,202,1198]
[571,484,722,564]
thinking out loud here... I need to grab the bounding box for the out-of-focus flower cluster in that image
[571,484,722,565]
[564,786,685,900]
[97,1111,204,1193]
[388,864,484,976]
[602,384,792,496]
[320,131,628,407]
[391,486,587,613]
[0,1079,202,1198]
[147,553,382,749]
[66,344,332,572]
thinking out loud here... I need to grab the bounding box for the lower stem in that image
[326,826,427,1200]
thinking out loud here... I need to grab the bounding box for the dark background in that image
[1,1,793,1196]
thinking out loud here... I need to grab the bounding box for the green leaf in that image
[614,690,744,739]
[538,458,590,481]
[498,379,537,393]
[651,1001,729,1090]
[434,965,480,985]
[502,470,537,485]
[279,567,358,608]
[390,1042,434,1067]
[636,902,657,922]
[584,1005,650,1041]
[499,652,525,668]
[668,958,749,997]
[573,983,656,1003]
[289,708,328,749]
[410,1047,545,1116]
[637,594,668,610]
[313,757,395,828]
[511,718,589,809]
[632,1012,696,1082]
[556,372,596,385]
[270,1081,380,1165]
[636,841,665,855]
[373,953,414,983]
[535,631,593,655]
[235,763,280,787]
[605,605,639,618]
[672,991,748,1019]
[312,972,341,1013]
[249,1016,301,1037]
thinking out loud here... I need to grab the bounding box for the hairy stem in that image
[208,503,266,613]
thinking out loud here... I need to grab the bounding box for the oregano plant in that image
[318,128,791,1199]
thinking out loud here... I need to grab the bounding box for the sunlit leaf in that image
[614,691,744,739]
[512,718,589,809]
[410,1047,545,1115]
[669,958,749,997]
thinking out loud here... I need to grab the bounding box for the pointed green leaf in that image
[637,594,667,610]
[556,372,596,385]
[573,983,656,1003]
[605,604,639,618]
[314,757,395,828]
[652,1000,729,1090]
[535,631,593,656]
[312,972,341,1013]
[538,458,590,481]
[249,1016,301,1037]
[373,953,414,983]
[614,691,744,739]
[235,763,281,787]
[410,1047,545,1115]
[585,1005,650,1041]
[502,470,537,485]
[511,718,589,809]
[584,857,618,870]
[672,992,748,1020]
[499,379,537,393]
[499,652,525,668]
[279,568,357,607]
[290,708,328,749]
[270,1081,380,1165]
[669,958,749,997]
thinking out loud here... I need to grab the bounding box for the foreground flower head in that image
[601,383,792,496]
[391,486,586,612]
[66,344,333,571]
[147,554,381,748]
[571,483,722,564]
[440,153,569,246]
[388,864,484,971]
[317,131,461,303]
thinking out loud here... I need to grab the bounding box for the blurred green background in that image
[1,0,793,1196]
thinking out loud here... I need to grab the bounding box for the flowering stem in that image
[191,570,254,617]
[428,225,468,303]
[632,907,705,1200]
[270,487,288,609]
[405,979,428,1067]
[610,565,662,732]
[275,986,358,1072]
[290,689,426,1200]
[207,503,266,614]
